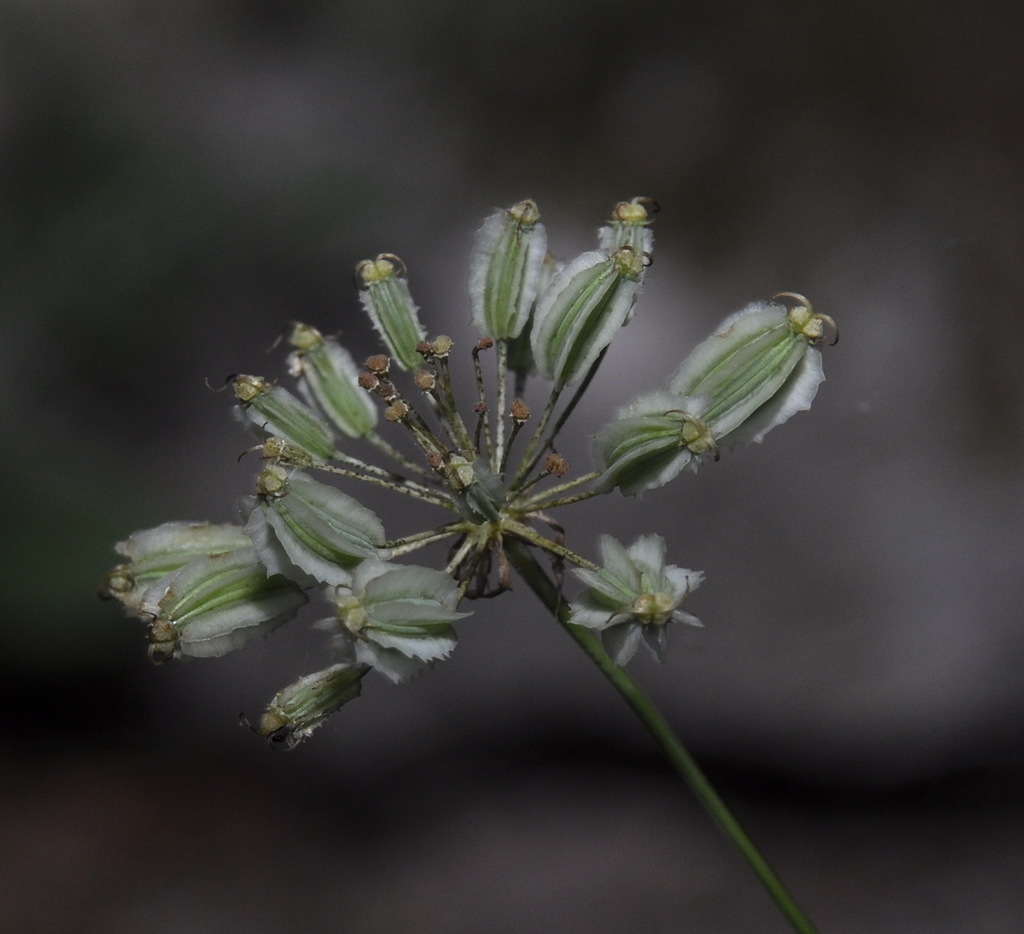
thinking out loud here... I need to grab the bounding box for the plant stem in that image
[505,539,819,934]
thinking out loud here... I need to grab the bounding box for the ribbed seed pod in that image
[356,254,426,370]
[233,374,337,462]
[140,546,307,663]
[256,663,370,748]
[469,199,547,340]
[288,323,377,438]
[244,467,388,586]
[530,246,645,386]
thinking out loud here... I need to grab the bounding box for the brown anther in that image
[544,453,569,477]
[475,336,494,351]
[426,452,443,470]
[432,335,454,356]
[510,399,531,424]
[384,401,409,422]
[414,369,436,391]
[376,380,398,403]
[357,371,379,391]
[365,354,390,376]
[416,340,434,357]
[473,401,488,413]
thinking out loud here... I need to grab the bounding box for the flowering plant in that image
[102,198,835,932]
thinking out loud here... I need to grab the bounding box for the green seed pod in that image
[355,254,426,370]
[233,375,337,463]
[668,296,827,441]
[287,324,377,439]
[139,546,307,662]
[323,561,468,683]
[594,295,833,495]
[469,199,547,339]
[530,246,645,386]
[102,521,251,612]
[245,469,388,585]
[592,390,709,496]
[255,662,370,748]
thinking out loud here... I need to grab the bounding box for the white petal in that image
[601,623,644,666]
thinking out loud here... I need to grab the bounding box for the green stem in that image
[505,539,819,934]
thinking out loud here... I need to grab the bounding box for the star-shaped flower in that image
[570,534,703,665]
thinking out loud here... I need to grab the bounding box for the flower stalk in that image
[505,539,819,934]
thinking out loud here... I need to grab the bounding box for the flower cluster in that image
[102,198,835,746]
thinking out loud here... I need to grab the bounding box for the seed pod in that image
[244,468,388,586]
[323,561,468,683]
[469,199,547,339]
[592,390,709,496]
[530,246,645,386]
[668,294,829,442]
[255,663,370,748]
[102,521,250,612]
[139,546,307,663]
[355,254,426,370]
[287,324,377,438]
[594,295,833,495]
[597,197,656,257]
[233,375,337,463]
[570,534,702,666]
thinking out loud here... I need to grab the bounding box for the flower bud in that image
[102,521,251,612]
[323,561,468,683]
[530,246,645,386]
[469,200,547,339]
[287,324,377,439]
[139,546,307,663]
[233,375,337,463]
[356,254,426,370]
[244,469,388,585]
[255,662,369,748]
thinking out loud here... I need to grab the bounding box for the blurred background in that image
[3,1,1023,931]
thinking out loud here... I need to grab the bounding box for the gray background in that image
[2,1,1023,931]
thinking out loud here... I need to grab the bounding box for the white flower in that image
[571,534,702,665]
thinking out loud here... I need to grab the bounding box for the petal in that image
[601,622,644,666]
[642,624,669,662]
[625,534,668,578]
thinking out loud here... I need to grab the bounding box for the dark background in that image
[3,1,1023,931]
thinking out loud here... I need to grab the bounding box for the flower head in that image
[102,198,833,740]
